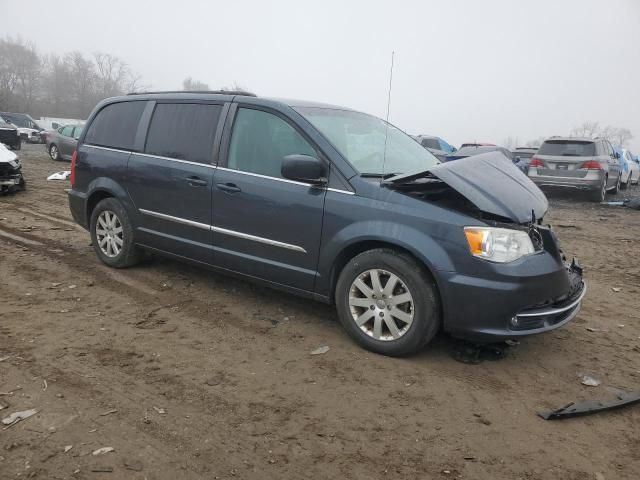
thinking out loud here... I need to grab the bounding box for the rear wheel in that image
[610,174,621,194]
[89,198,142,268]
[335,249,440,356]
[588,177,606,202]
[621,173,629,190]
[10,140,21,151]
[49,144,60,161]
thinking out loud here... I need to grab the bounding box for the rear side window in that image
[145,103,222,164]
[61,125,74,137]
[538,140,595,157]
[227,108,315,178]
[84,101,146,150]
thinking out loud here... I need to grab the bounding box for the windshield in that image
[295,107,439,175]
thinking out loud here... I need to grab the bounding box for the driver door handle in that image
[186,176,208,187]
[216,182,241,193]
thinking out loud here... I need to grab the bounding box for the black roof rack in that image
[126,90,257,97]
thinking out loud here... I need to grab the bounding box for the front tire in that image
[335,249,440,356]
[90,198,142,268]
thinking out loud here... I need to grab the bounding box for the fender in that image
[315,219,456,299]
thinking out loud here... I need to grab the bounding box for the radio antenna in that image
[382,51,395,177]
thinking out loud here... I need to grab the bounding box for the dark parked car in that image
[447,145,515,162]
[0,119,21,150]
[68,92,585,356]
[0,112,43,143]
[413,135,456,162]
[45,124,83,161]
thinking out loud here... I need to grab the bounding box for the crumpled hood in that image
[388,152,548,223]
[0,143,18,163]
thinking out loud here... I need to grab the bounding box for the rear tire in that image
[589,178,606,202]
[611,175,621,194]
[89,198,142,268]
[621,174,629,190]
[49,144,60,161]
[11,140,21,151]
[335,248,440,357]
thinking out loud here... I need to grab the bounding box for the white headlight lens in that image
[464,227,535,263]
[9,159,19,168]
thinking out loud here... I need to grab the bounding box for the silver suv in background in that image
[528,137,621,202]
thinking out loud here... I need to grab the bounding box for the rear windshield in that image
[538,140,595,156]
[420,137,441,149]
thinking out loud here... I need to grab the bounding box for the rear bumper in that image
[528,170,604,191]
[68,189,89,229]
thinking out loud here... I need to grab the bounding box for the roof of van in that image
[119,91,355,112]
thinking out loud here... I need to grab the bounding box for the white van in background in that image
[39,117,85,131]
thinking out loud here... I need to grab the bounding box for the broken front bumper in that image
[510,275,586,332]
[440,247,586,342]
[0,174,23,187]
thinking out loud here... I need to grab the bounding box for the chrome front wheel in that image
[348,268,415,341]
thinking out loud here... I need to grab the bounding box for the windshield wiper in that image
[360,172,402,179]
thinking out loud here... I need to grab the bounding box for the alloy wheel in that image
[348,269,415,341]
[50,145,59,160]
[96,210,123,258]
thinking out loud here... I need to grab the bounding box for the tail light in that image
[580,160,602,170]
[529,157,544,168]
[70,151,77,187]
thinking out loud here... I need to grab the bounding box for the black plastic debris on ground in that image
[451,341,510,365]
[538,390,640,420]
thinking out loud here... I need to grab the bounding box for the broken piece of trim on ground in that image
[538,390,640,420]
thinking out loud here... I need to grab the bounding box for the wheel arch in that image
[326,238,446,323]
[85,178,133,224]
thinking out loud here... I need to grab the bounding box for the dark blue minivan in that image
[68,92,585,356]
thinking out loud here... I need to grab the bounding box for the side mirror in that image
[615,152,621,159]
[515,156,522,163]
[281,154,327,185]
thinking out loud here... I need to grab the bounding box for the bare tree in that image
[94,52,129,97]
[220,82,252,93]
[570,121,600,138]
[605,127,633,147]
[571,121,634,147]
[182,77,210,91]
[0,37,41,112]
[525,136,546,148]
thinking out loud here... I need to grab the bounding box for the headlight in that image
[9,159,19,168]
[464,226,535,263]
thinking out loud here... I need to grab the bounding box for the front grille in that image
[0,129,18,144]
[0,163,18,177]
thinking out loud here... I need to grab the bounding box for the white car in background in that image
[621,149,639,187]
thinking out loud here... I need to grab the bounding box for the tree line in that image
[0,37,146,119]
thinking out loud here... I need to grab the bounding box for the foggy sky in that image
[3,0,640,150]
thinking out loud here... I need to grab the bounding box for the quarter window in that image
[145,103,222,164]
[84,101,146,151]
[227,108,315,178]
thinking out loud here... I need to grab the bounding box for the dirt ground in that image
[1,143,639,480]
